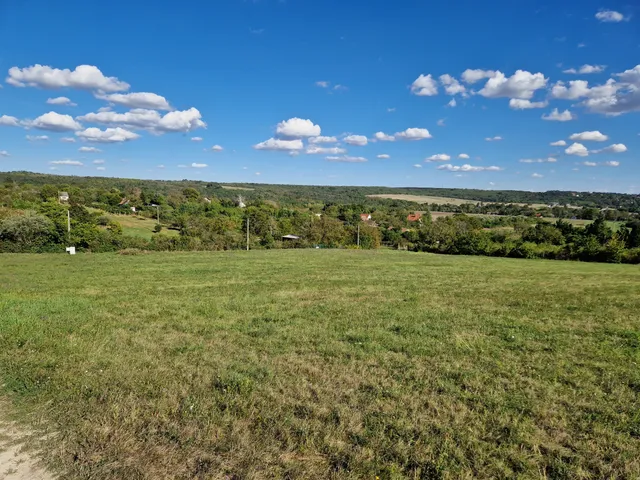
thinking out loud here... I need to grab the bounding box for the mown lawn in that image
[0,250,639,479]
[105,214,180,240]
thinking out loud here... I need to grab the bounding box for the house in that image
[407,213,422,222]
[59,192,69,202]
[118,198,130,206]
[360,213,372,222]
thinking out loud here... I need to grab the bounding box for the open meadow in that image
[1,250,639,479]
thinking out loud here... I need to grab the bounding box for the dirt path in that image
[0,404,54,480]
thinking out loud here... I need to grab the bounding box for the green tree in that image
[0,214,54,249]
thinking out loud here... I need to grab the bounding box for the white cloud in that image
[373,132,395,142]
[276,117,321,138]
[191,137,203,142]
[437,119,446,127]
[509,98,548,109]
[569,130,608,142]
[156,165,165,169]
[447,98,457,107]
[565,142,589,156]
[439,74,466,95]
[46,96,76,106]
[478,70,547,99]
[394,128,431,140]
[253,138,304,151]
[461,69,496,84]
[604,160,620,167]
[550,140,567,146]
[97,92,171,110]
[387,107,396,112]
[519,157,557,163]
[309,136,338,144]
[344,134,368,146]
[563,65,606,74]
[96,166,106,171]
[326,155,367,163]
[425,154,451,162]
[550,76,640,116]
[0,150,9,157]
[255,172,261,176]
[315,81,330,88]
[334,84,348,92]
[458,153,470,159]
[0,115,20,127]
[551,80,590,99]
[531,173,544,178]
[592,143,627,154]
[50,159,83,166]
[289,151,300,157]
[595,10,627,23]
[77,107,206,133]
[410,74,438,96]
[211,145,224,151]
[7,64,129,92]
[582,161,598,167]
[92,159,105,164]
[542,108,575,121]
[76,127,140,143]
[485,136,502,141]
[98,106,112,113]
[26,135,49,141]
[377,154,390,159]
[79,146,101,153]
[413,164,422,168]
[191,163,207,168]
[437,164,503,172]
[306,146,347,155]
[29,111,82,131]
[617,65,640,85]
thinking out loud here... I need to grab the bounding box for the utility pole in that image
[246,217,250,251]
[357,223,360,248]
[67,209,71,243]
[156,205,160,225]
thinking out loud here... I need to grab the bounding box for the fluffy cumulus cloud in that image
[96,166,106,171]
[425,154,451,162]
[60,137,76,143]
[542,108,575,121]
[7,64,129,92]
[46,96,76,106]
[29,112,82,131]
[77,107,206,133]
[413,164,422,168]
[531,173,544,178]
[344,135,368,146]
[326,155,367,163]
[439,74,466,95]
[592,143,627,154]
[563,65,606,75]
[437,164,503,172]
[394,128,431,140]
[377,154,390,159]
[315,81,330,88]
[373,132,395,142]
[569,131,608,142]
[253,138,304,151]
[410,74,438,96]
[308,136,338,144]
[210,145,223,151]
[550,140,567,146]
[478,70,547,99]
[509,99,548,109]
[447,98,457,107]
[276,118,321,138]
[458,153,470,159]
[595,10,626,22]
[306,146,347,155]
[582,161,598,167]
[76,127,140,143]
[565,142,589,156]
[97,92,171,110]
[0,115,20,127]
[49,159,83,166]
[79,146,101,153]
[519,157,557,163]
[461,69,496,84]
[604,160,620,167]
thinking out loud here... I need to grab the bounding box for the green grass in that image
[1,250,639,479]
[105,214,180,240]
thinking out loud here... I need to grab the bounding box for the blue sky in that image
[0,0,638,193]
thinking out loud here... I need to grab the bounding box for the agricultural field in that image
[368,194,548,208]
[1,250,639,479]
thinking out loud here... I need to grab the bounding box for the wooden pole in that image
[67,209,71,243]
[246,218,250,251]
[357,223,360,248]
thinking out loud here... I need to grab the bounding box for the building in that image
[360,213,372,222]
[59,192,69,202]
[407,213,422,222]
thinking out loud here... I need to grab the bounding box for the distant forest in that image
[2,171,639,211]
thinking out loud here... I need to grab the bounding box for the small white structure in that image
[237,195,246,208]
[130,207,136,213]
[65,247,76,255]
[59,192,69,202]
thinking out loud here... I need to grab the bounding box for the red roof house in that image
[407,213,422,222]
[360,213,372,222]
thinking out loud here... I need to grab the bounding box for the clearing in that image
[368,194,548,208]
[104,214,180,240]
[0,250,639,479]
[220,185,254,191]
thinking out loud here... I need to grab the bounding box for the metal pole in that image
[357,223,360,248]
[246,218,249,251]
[67,209,71,243]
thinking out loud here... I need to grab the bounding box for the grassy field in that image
[105,214,180,240]
[368,194,548,208]
[1,251,639,479]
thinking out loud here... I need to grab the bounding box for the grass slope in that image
[105,214,179,240]
[0,251,639,479]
